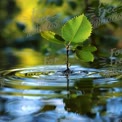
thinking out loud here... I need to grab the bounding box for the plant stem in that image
[66,44,70,72]
[63,44,72,76]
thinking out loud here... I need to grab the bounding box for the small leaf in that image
[75,45,97,62]
[41,31,65,44]
[76,50,94,62]
[61,14,92,43]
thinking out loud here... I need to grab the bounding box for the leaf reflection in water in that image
[0,65,121,121]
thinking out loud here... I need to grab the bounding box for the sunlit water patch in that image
[0,65,122,121]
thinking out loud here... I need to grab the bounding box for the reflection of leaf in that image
[64,95,93,115]
[41,31,65,44]
[74,78,93,89]
[63,78,93,115]
[41,105,56,112]
[61,14,92,43]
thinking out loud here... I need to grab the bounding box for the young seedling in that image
[41,14,97,76]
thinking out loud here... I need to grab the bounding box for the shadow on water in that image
[0,65,122,122]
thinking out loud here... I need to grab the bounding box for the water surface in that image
[0,65,122,122]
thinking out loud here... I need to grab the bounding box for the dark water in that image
[0,65,122,122]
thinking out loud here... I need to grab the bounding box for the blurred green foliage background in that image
[0,0,122,68]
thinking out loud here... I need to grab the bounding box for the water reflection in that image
[0,65,122,121]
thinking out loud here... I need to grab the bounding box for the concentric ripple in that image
[0,65,122,121]
[0,65,121,98]
[0,65,100,98]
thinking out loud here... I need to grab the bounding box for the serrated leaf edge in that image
[61,14,92,43]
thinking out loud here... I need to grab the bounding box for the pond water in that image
[0,65,122,122]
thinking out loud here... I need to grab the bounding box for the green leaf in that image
[41,31,65,44]
[76,50,94,62]
[76,45,97,52]
[75,45,96,62]
[61,14,92,43]
[82,45,97,52]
